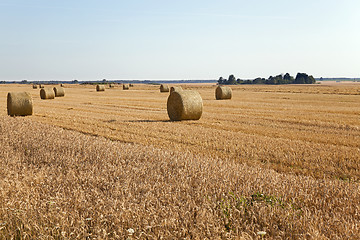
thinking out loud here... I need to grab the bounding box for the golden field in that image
[0,82,360,239]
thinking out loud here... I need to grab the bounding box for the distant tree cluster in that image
[218,73,316,85]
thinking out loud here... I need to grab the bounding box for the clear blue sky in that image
[0,0,359,81]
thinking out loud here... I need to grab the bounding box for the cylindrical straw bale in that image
[32,85,38,89]
[60,84,64,87]
[215,86,232,100]
[123,84,129,90]
[7,92,33,116]
[109,84,114,88]
[53,86,65,97]
[167,90,203,121]
[129,83,134,87]
[96,85,105,91]
[40,88,55,99]
[160,84,169,92]
[170,86,183,93]
[39,84,44,88]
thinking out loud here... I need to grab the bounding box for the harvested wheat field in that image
[0,83,360,239]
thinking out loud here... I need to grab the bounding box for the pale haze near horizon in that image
[0,0,359,81]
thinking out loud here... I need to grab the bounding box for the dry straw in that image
[167,90,203,121]
[160,84,170,92]
[40,88,55,99]
[215,86,232,100]
[7,92,33,116]
[96,85,105,92]
[170,86,183,93]
[53,87,65,97]
[123,84,129,90]
[32,85,38,89]
[109,84,114,88]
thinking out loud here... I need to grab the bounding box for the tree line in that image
[218,73,316,85]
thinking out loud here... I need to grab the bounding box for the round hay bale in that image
[123,84,129,90]
[215,86,232,100]
[40,88,55,99]
[170,86,183,93]
[109,84,114,88]
[96,85,105,91]
[129,83,134,87]
[167,90,203,121]
[32,85,38,89]
[7,92,33,116]
[39,84,44,88]
[53,86,65,97]
[60,84,64,87]
[160,84,169,92]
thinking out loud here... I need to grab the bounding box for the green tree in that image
[236,78,243,84]
[244,80,252,84]
[228,74,236,85]
[295,73,307,84]
[283,73,294,84]
[274,74,283,84]
[218,77,224,85]
[283,73,291,81]
[307,75,316,84]
[253,77,265,84]
[268,76,277,85]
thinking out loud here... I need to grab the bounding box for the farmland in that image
[0,82,360,238]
